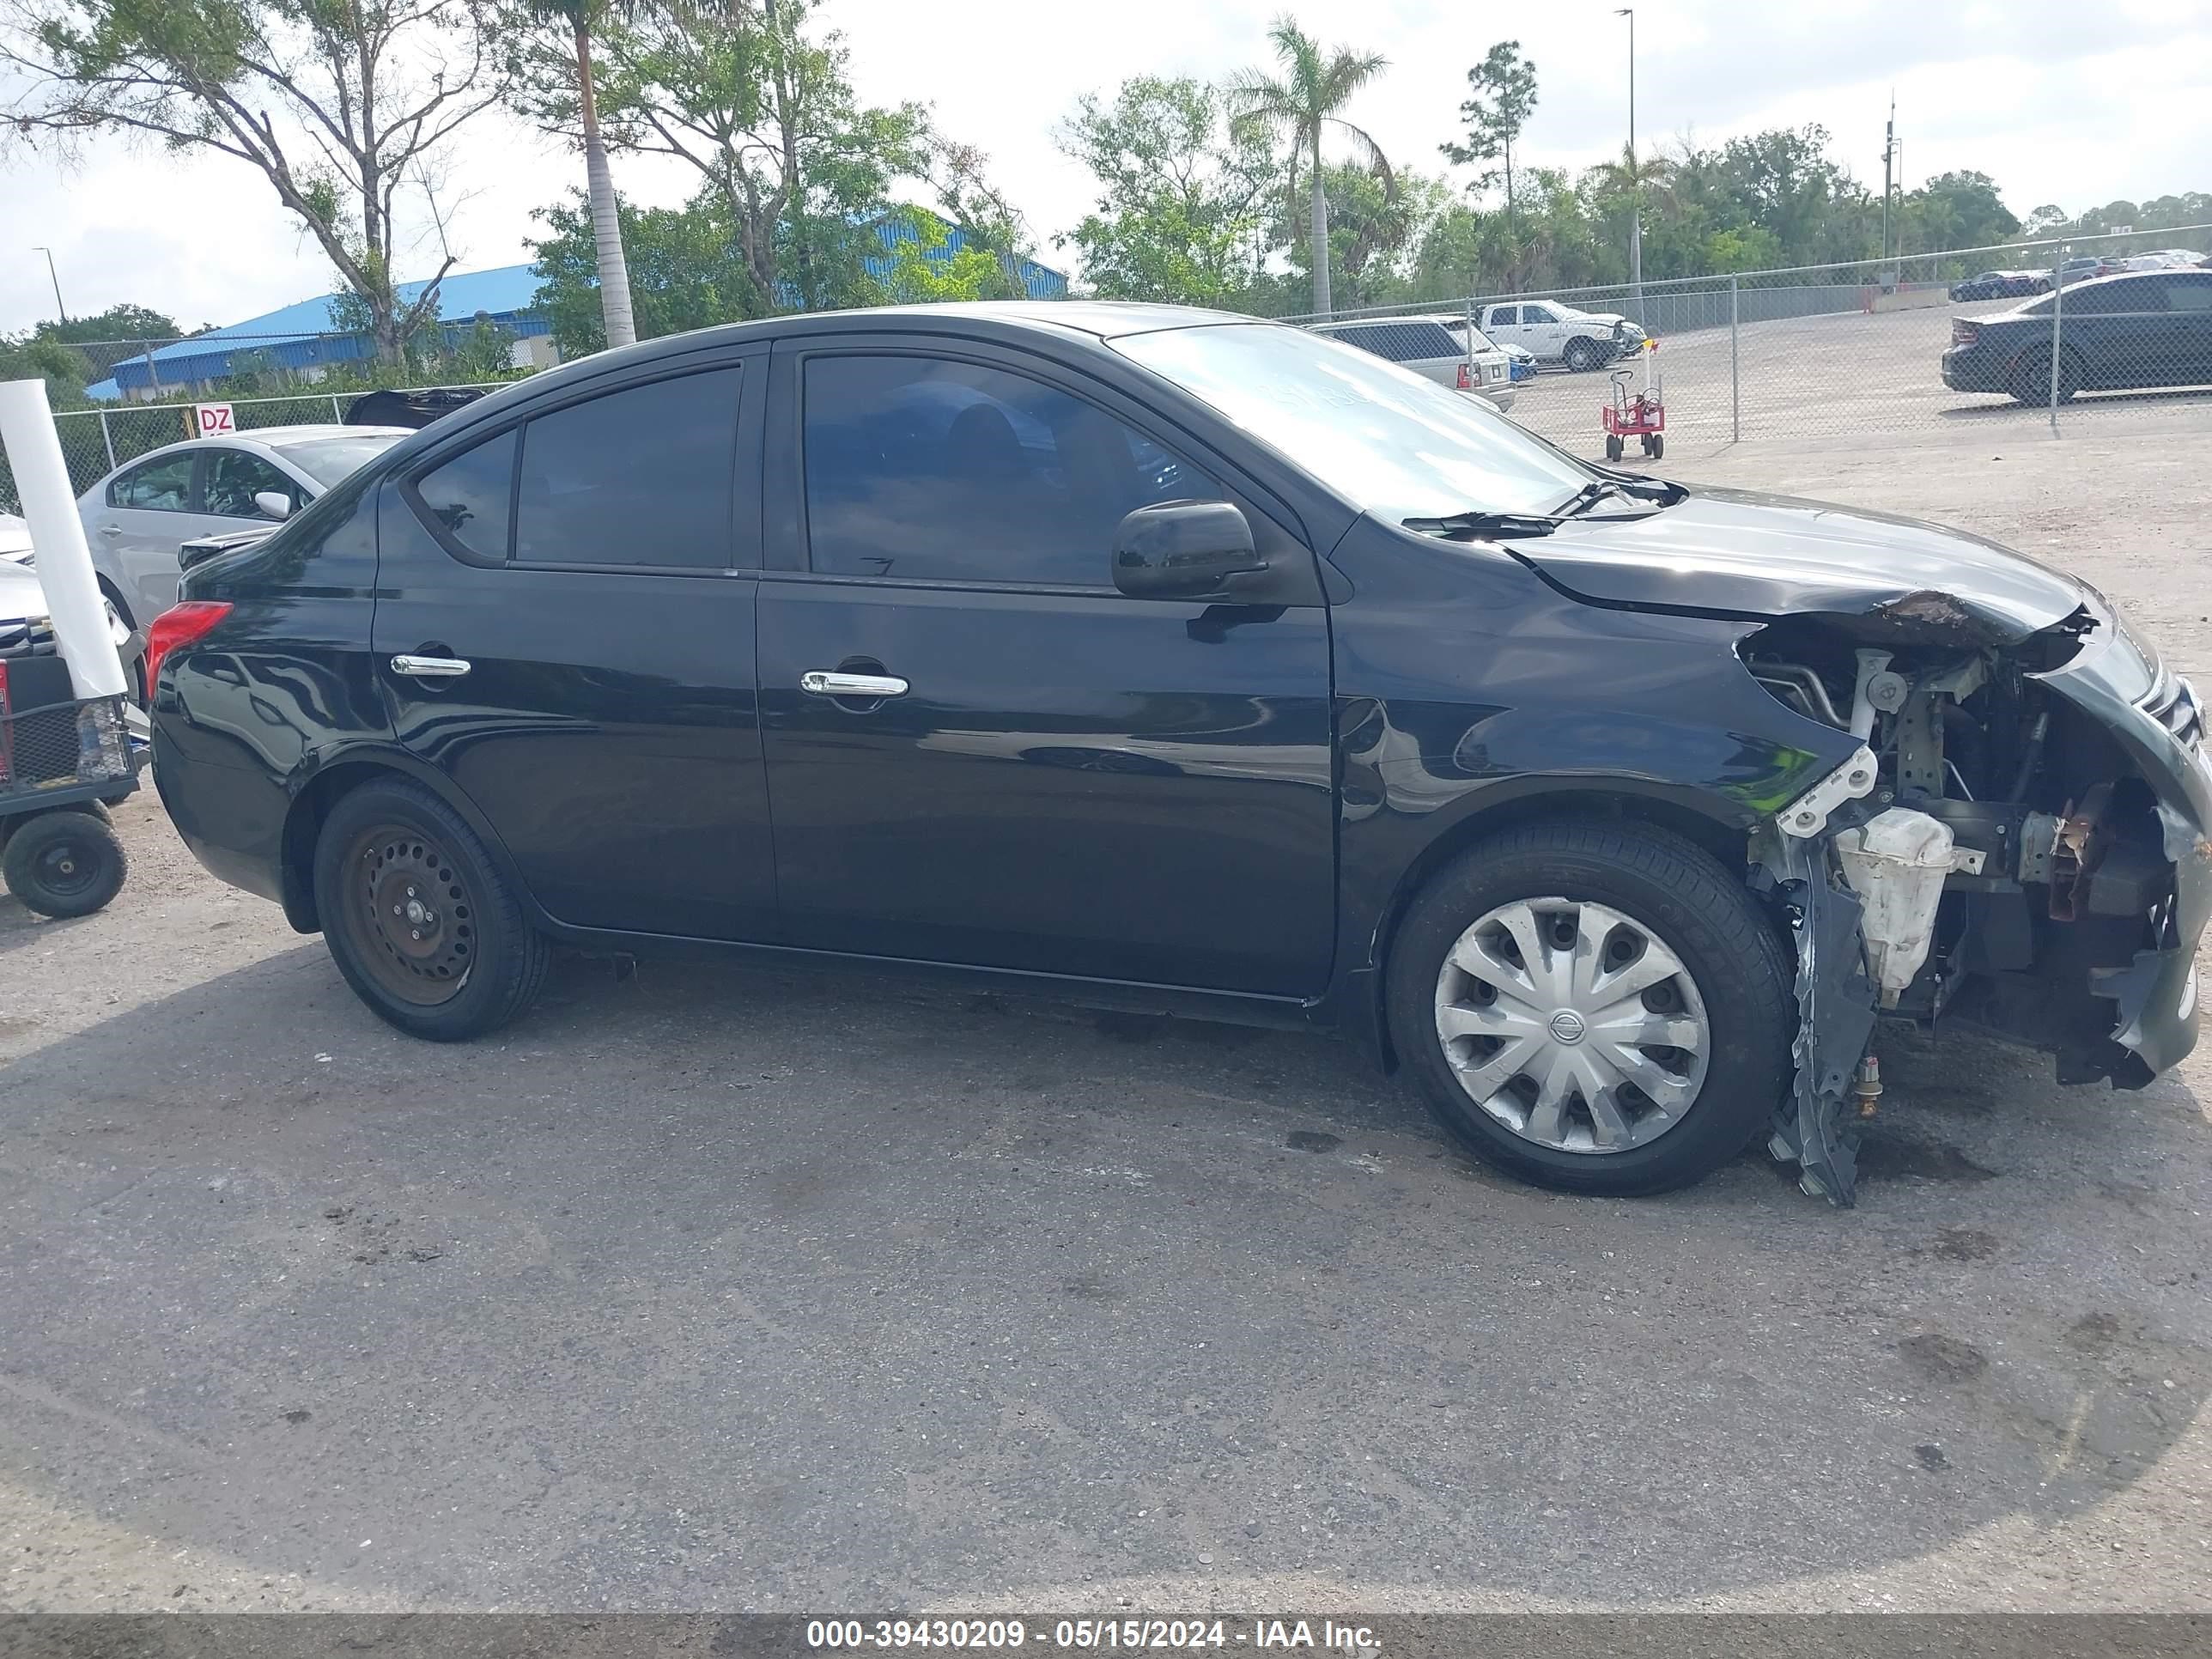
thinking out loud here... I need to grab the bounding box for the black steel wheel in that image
[313,777,550,1040]
[1564,338,1602,373]
[3,810,128,919]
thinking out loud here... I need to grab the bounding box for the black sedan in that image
[148,304,2209,1207]
[1942,269,2212,403]
[1948,270,2049,301]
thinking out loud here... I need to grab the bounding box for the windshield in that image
[1111,322,1591,520]
[276,433,407,488]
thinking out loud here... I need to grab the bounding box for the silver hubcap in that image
[1433,897,1711,1155]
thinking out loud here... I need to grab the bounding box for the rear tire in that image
[2011,347,2081,405]
[3,810,128,918]
[1605,434,1624,461]
[313,777,550,1041]
[1385,819,1794,1197]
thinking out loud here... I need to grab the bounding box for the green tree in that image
[1439,41,1537,280]
[1054,76,1279,305]
[31,304,179,345]
[926,140,1036,301]
[874,210,1012,304]
[528,191,750,356]
[583,0,928,316]
[1279,162,1444,312]
[0,334,95,410]
[3,0,507,361]
[512,0,640,348]
[1227,15,1391,319]
[1898,170,2019,254]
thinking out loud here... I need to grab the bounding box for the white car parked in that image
[1305,317,1516,411]
[1477,301,1646,372]
[69,425,410,630]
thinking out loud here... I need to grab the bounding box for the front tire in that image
[1563,338,1602,373]
[313,777,550,1041]
[1386,819,1794,1197]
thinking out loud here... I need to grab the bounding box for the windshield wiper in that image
[1551,478,1638,517]
[1401,509,1559,540]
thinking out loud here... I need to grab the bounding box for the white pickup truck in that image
[1477,301,1646,372]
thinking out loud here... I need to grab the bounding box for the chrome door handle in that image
[390,654,472,679]
[98,524,123,537]
[801,670,908,699]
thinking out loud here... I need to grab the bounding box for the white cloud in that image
[3,0,2209,337]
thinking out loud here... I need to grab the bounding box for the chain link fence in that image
[0,386,512,517]
[1279,223,2212,459]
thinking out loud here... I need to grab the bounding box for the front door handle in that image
[98,524,123,537]
[801,670,908,699]
[391,653,473,679]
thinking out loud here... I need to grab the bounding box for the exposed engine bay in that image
[1739,599,2209,1205]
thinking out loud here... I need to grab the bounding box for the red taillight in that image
[144,601,233,694]
[1456,362,1474,390]
[1952,319,1980,345]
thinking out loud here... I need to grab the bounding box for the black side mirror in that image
[1111,501,1264,600]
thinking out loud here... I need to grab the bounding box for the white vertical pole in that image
[0,380,129,699]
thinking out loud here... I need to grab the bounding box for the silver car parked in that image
[1306,318,1516,412]
[70,426,410,629]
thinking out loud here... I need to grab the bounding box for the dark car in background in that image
[1942,269,2212,403]
[1948,270,2049,302]
[148,304,2209,1208]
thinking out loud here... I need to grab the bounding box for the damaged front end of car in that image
[1742,592,2211,1204]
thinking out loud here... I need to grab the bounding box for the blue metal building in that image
[86,224,1069,401]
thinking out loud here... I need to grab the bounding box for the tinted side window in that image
[1329,325,1380,353]
[1522,304,1559,324]
[112,453,195,510]
[203,449,297,519]
[803,355,1221,586]
[2069,278,2164,316]
[1488,307,1518,326]
[514,368,741,568]
[2164,276,2212,312]
[415,428,517,561]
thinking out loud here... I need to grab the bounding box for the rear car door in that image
[372,347,777,941]
[2063,276,2168,388]
[756,335,1336,995]
[83,449,198,628]
[1482,306,1526,351]
[2159,272,2212,384]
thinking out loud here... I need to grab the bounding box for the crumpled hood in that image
[1509,485,2094,643]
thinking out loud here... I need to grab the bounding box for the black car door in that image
[372,346,777,941]
[2160,272,2212,384]
[2063,276,2168,388]
[755,334,1336,997]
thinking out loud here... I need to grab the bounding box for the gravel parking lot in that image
[1505,298,2212,456]
[2,422,2209,1614]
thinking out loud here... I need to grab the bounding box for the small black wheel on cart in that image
[1605,434,1624,461]
[3,809,129,919]
[1643,434,1663,459]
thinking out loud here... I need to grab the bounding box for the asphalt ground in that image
[0,422,2208,1614]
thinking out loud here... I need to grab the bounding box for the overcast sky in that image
[3,0,2208,338]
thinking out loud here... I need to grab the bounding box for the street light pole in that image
[1615,8,1641,313]
[31,246,69,324]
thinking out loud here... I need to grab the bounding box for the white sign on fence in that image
[190,402,236,438]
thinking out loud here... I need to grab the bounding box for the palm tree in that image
[530,0,639,349]
[1230,15,1391,320]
